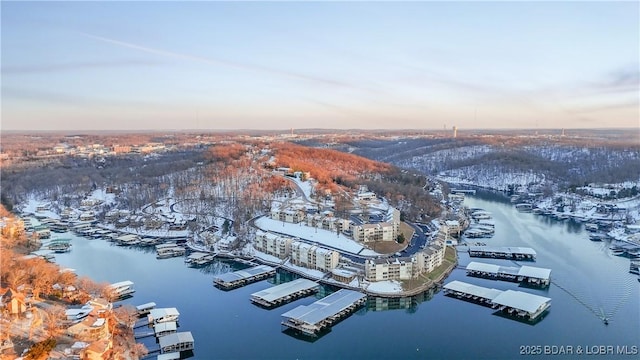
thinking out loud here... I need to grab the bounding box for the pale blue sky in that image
[2,1,638,131]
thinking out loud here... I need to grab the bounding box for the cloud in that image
[2,86,159,108]
[590,65,640,94]
[1,60,159,75]
[82,33,373,93]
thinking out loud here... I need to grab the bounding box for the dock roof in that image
[518,266,551,280]
[281,289,366,326]
[443,280,503,300]
[466,262,550,280]
[109,280,134,289]
[154,321,177,334]
[492,290,551,313]
[149,308,179,320]
[158,331,194,348]
[215,265,275,283]
[469,246,537,256]
[251,278,319,303]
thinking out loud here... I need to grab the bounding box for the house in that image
[1,289,28,315]
[82,338,112,360]
[67,315,110,342]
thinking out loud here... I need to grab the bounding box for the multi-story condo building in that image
[290,241,339,272]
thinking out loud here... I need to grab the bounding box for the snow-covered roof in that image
[491,290,551,313]
[281,289,366,325]
[443,280,502,300]
[251,278,319,303]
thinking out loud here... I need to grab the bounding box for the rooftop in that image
[281,289,366,326]
[251,278,319,303]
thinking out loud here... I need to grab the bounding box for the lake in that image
[52,191,640,359]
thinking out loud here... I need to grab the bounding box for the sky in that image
[1,1,639,131]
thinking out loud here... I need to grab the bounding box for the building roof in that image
[281,289,366,326]
[154,321,177,334]
[158,331,194,348]
[492,290,551,313]
[443,280,503,300]
[251,278,319,303]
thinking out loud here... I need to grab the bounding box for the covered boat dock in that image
[281,289,367,337]
[466,262,551,286]
[213,265,276,290]
[492,290,551,320]
[468,246,537,261]
[158,331,194,354]
[442,280,503,306]
[443,280,551,321]
[251,278,319,308]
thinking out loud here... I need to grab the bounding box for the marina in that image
[213,265,276,290]
[250,278,320,308]
[443,280,551,321]
[466,261,551,287]
[280,289,367,337]
[468,246,537,261]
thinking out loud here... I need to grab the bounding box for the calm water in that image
[52,192,639,359]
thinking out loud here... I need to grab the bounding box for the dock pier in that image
[281,289,367,337]
[251,278,320,308]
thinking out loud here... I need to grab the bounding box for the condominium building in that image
[290,241,339,272]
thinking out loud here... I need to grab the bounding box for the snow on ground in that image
[366,280,403,294]
[254,217,380,255]
[291,177,315,201]
[252,250,283,264]
[21,197,59,219]
[86,189,116,205]
[282,259,326,280]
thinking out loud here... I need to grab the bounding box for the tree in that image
[397,233,405,244]
[42,305,66,339]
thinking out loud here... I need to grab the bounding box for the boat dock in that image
[443,280,551,321]
[213,265,276,290]
[251,278,320,308]
[185,252,215,267]
[148,308,180,325]
[109,280,135,299]
[280,289,367,337]
[158,331,194,354]
[468,246,537,261]
[136,302,156,316]
[466,261,551,286]
[154,321,178,337]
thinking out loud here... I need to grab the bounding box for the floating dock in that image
[443,280,551,321]
[442,280,503,306]
[251,278,320,308]
[468,246,536,261]
[281,289,367,337]
[466,261,551,286]
[158,331,194,354]
[154,321,178,337]
[136,302,156,316]
[185,252,215,267]
[213,265,276,290]
[148,308,180,324]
